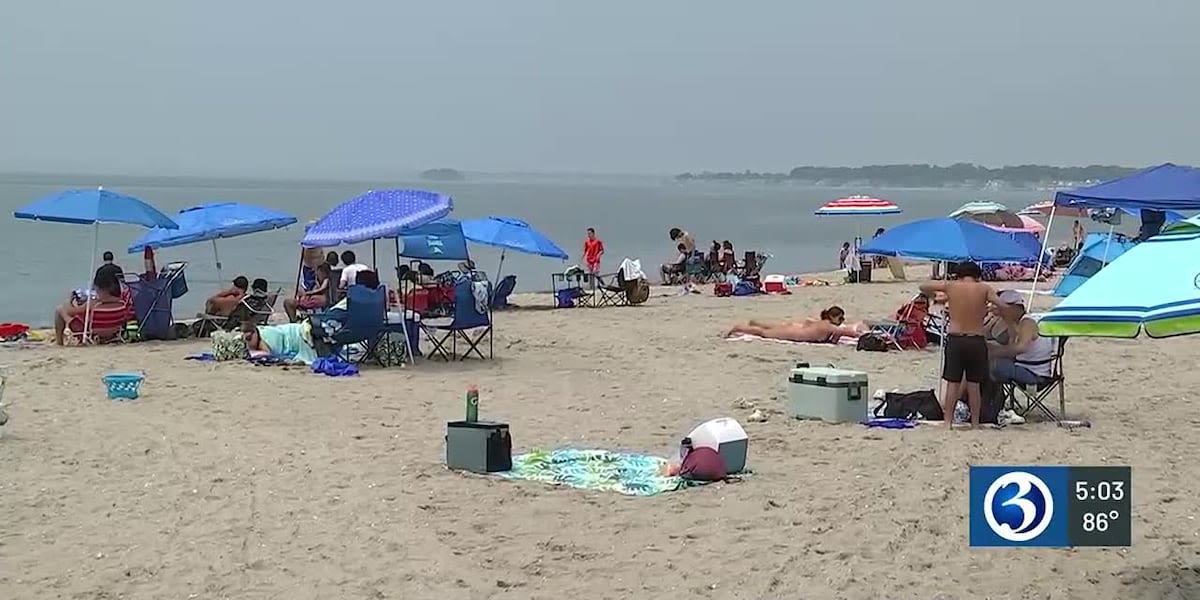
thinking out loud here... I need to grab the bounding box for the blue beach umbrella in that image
[14,187,178,341]
[302,189,452,248]
[128,202,297,282]
[859,217,1038,264]
[461,216,569,280]
[1039,217,1200,339]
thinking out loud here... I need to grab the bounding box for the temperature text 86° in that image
[1082,511,1120,532]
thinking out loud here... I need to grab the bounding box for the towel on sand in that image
[493,448,706,496]
[726,333,858,346]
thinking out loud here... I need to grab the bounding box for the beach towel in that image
[493,448,705,496]
[726,333,859,346]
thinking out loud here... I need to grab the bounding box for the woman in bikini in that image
[722,306,867,343]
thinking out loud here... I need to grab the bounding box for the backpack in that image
[856,332,890,352]
[679,447,727,482]
[874,389,943,421]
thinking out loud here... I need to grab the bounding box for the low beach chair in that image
[490,275,517,309]
[330,285,388,365]
[68,301,135,345]
[1002,337,1068,423]
[423,278,493,361]
[194,286,280,335]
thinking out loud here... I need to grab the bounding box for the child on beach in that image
[583,227,605,275]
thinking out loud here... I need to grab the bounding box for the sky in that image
[2,0,1198,178]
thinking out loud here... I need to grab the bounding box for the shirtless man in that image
[919,262,1010,429]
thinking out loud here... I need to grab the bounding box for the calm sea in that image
[0,175,1069,326]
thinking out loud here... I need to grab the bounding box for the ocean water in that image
[0,175,1066,327]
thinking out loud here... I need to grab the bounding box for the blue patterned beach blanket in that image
[494,448,702,496]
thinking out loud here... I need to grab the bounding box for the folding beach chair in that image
[869,295,930,350]
[423,278,493,361]
[1002,337,1068,422]
[330,285,388,365]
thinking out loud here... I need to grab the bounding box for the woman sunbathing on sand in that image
[722,306,868,343]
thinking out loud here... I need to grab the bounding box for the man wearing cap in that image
[987,290,1055,385]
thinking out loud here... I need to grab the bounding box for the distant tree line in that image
[674,163,1138,188]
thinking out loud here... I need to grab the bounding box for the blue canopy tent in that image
[460,216,569,281]
[129,202,297,282]
[1051,232,1136,298]
[1028,163,1200,294]
[858,218,1039,264]
[14,187,179,343]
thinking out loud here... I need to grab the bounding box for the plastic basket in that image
[102,373,143,400]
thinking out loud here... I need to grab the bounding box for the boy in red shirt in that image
[583,227,605,275]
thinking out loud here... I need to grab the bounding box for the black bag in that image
[874,389,943,421]
[951,379,1005,424]
[856,332,890,352]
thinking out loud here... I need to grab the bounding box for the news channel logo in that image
[969,466,1068,547]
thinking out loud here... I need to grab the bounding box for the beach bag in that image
[713,282,733,297]
[874,389,942,421]
[679,447,727,482]
[211,330,249,361]
[856,332,890,352]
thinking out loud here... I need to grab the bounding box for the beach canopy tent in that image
[1055,163,1200,212]
[128,202,297,282]
[1051,232,1136,298]
[397,218,470,261]
[461,216,568,279]
[301,189,453,248]
[1040,217,1200,338]
[14,187,179,342]
[858,217,1039,264]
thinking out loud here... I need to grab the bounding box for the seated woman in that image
[722,306,867,343]
[720,241,736,273]
[284,263,331,322]
[240,321,319,365]
[206,275,249,316]
[660,243,689,283]
[53,271,131,345]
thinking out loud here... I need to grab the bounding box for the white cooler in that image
[787,366,869,423]
[687,417,748,474]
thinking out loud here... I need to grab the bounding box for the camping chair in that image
[330,285,388,365]
[194,287,280,335]
[1002,337,1068,423]
[590,270,629,308]
[423,277,493,361]
[736,251,768,281]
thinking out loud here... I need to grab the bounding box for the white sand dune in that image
[1,265,1197,599]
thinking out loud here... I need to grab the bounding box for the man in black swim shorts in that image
[920,261,1011,428]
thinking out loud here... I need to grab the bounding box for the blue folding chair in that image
[425,278,493,361]
[331,285,388,365]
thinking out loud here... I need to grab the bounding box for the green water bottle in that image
[465,385,479,422]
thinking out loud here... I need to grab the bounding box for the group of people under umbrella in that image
[13,187,581,359]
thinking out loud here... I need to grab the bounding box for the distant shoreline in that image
[674,163,1138,190]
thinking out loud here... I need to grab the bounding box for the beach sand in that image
[1,266,1198,599]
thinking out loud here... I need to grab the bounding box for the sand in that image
[2,265,1199,600]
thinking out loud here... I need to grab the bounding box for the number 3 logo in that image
[984,472,1055,542]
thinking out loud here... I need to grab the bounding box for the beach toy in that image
[102,373,144,400]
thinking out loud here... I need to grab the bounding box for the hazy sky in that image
[3,0,1198,177]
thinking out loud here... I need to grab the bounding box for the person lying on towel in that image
[722,305,867,343]
[240,321,319,365]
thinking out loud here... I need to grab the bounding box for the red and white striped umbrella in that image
[814,195,902,216]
